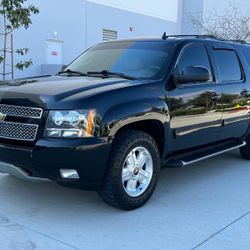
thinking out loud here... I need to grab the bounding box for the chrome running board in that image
[0,162,49,182]
[166,141,246,168]
[181,141,246,166]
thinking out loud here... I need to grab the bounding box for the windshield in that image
[65,41,174,80]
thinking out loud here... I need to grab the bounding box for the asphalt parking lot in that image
[0,149,250,250]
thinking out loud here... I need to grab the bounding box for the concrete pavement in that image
[0,149,249,250]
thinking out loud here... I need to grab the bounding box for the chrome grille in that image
[0,121,38,141]
[0,104,43,119]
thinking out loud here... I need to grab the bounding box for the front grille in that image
[0,104,43,119]
[0,121,38,141]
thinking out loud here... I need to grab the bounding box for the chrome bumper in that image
[0,162,49,182]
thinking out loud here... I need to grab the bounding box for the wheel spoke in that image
[139,169,151,182]
[127,179,138,192]
[132,150,137,163]
[126,153,134,167]
[137,152,147,169]
[122,168,131,182]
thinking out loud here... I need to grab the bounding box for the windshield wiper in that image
[58,69,137,80]
[57,69,88,77]
[87,70,137,80]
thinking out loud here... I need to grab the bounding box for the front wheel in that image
[99,130,160,210]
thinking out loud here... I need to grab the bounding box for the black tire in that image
[240,136,250,160]
[99,130,160,210]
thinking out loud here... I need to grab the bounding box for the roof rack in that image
[162,32,168,40]
[161,34,218,40]
[161,33,249,45]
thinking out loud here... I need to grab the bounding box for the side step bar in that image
[166,141,246,168]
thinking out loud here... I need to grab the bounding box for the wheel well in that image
[116,120,165,157]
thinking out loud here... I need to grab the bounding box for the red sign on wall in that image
[51,51,58,56]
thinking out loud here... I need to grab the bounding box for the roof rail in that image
[161,34,218,40]
[227,40,247,44]
[162,32,168,40]
[161,33,249,45]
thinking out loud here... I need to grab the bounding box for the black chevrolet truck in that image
[0,35,250,210]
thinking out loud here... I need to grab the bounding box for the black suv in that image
[0,35,250,210]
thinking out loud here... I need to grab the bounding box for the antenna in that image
[162,32,167,40]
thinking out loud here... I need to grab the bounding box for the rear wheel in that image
[240,136,250,160]
[99,130,160,210]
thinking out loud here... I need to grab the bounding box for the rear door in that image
[212,46,250,139]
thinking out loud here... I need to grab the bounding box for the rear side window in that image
[214,50,242,82]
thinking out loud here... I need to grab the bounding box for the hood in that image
[0,76,133,109]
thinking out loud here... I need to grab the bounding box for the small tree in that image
[190,5,250,41]
[0,0,39,80]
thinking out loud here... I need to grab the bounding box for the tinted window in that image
[66,41,174,80]
[214,50,242,82]
[177,43,212,81]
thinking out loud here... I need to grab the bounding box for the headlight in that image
[44,109,96,138]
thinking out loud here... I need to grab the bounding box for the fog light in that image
[60,169,79,179]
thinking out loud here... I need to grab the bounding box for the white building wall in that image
[181,0,204,34]
[11,0,87,79]
[85,1,178,48]
[87,0,179,22]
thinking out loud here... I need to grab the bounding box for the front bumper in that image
[0,137,112,190]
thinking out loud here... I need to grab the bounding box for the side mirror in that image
[174,66,210,84]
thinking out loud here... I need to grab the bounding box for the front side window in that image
[177,43,213,81]
[214,49,242,82]
[66,41,174,80]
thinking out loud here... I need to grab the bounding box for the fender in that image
[101,98,170,156]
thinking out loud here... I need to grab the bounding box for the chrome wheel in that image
[122,146,153,197]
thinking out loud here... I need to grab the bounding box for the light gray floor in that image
[0,149,250,250]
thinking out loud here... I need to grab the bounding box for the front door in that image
[168,42,222,152]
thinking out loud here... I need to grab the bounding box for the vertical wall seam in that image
[85,0,88,49]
